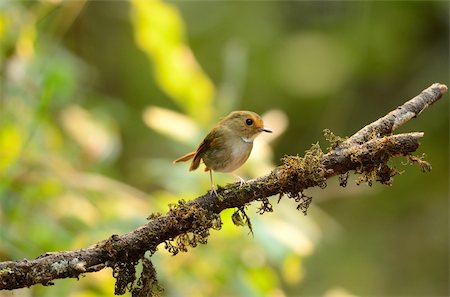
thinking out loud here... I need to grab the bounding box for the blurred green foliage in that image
[0,1,448,297]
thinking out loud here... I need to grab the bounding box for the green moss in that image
[0,268,13,276]
[231,206,253,235]
[256,197,273,214]
[355,163,400,186]
[113,261,138,295]
[163,200,222,256]
[323,128,347,150]
[147,212,162,220]
[278,142,327,214]
[339,172,349,187]
[406,154,432,172]
[231,209,246,227]
[131,258,164,297]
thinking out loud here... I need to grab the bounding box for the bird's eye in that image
[245,118,253,125]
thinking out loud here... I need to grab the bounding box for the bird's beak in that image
[261,127,272,133]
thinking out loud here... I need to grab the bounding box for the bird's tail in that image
[173,151,202,171]
[173,152,196,164]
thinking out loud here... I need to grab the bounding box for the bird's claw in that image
[236,175,247,188]
[210,185,224,201]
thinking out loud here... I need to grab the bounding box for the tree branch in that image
[340,83,448,147]
[0,83,447,294]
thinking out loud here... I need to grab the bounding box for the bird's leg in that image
[209,170,219,197]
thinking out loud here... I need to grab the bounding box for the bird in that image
[173,110,272,196]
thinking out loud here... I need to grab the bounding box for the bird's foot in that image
[235,175,247,187]
[210,185,224,201]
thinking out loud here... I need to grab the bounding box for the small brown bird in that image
[173,110,272,195]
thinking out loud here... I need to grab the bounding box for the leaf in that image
[130,0,215,124]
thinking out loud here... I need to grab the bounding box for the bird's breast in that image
[203,137,253,173]
[223,140,253,172]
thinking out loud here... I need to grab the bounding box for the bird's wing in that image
[190,127,225,171]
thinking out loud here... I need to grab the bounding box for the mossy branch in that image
[0,83,447,295]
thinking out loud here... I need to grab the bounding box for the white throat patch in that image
[241,136,254,143]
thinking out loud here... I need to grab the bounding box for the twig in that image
[341,83,447,147]
[0,83,447,293]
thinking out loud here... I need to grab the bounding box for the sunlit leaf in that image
[282,253,303,285]
[0,124,23,172]
[60,105,120,163]
[264,218,315,256]
[143,106,199,144]
[324,287,359,297]
[130,0,215,124]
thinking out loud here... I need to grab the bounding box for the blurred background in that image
[0,1,448,296]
